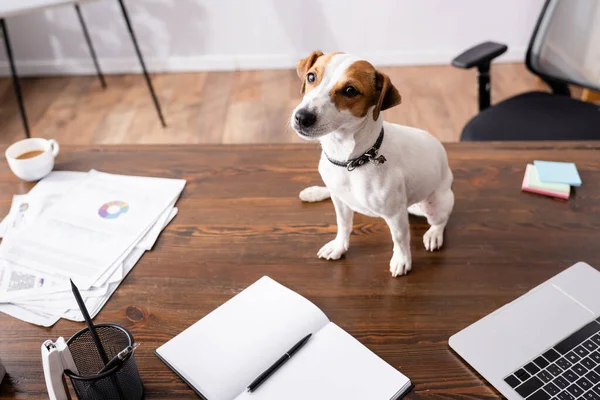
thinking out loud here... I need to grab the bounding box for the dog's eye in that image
[342,86,359,97]
[306,72,316,83]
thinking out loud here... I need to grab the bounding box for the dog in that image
[291,51,454,277]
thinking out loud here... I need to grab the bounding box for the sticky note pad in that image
[522,164,570,199]
[533,160,581,187]
[528,164,570,193]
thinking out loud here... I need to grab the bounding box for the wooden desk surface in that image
[1,142,599,399]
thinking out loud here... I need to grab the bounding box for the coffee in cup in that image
[5,138,60,181]
[16,150,45,160]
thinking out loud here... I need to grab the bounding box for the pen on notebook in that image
[98,343,140,374]
[247,333,312,393]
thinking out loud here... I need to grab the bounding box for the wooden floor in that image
[0,63,550,145]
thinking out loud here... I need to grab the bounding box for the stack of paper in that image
[0,170,185,326]
[521,161,582,199]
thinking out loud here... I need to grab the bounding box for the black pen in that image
[247,333,312,393]
[71,279,109,364]
[98,343,140,374]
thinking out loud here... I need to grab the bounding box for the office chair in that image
[452,0,600,141]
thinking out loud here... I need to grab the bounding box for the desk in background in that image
[0,0,166,139]
[0,142,599,399]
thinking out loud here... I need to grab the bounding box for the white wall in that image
[0,0,546,76]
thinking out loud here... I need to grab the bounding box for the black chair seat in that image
[461,91,600,141]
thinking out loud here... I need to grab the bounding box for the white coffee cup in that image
[5,138,60,181]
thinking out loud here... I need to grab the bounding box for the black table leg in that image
[75,4,106,89]
[117,0,166,127]
[1,19,30,138]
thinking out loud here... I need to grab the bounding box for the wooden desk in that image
[1,143,599,399]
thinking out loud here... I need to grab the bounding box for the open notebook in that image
[156,276,412,400]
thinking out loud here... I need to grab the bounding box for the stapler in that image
[41,337,79,400]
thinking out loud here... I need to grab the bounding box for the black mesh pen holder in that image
[65,324,144,400]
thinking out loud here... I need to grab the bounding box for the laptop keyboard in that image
[504,317,600,400]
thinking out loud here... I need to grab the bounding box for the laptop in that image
[450,262,600,400]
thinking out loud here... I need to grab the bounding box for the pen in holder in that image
[42,280,144,400]
[64,324,144,400]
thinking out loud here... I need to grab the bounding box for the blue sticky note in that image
[533,161,582,187]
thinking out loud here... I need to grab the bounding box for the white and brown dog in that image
[292,51,454,277]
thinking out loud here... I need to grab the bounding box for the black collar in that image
[323,128,387,171]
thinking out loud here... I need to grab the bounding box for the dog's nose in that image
[295,109,317,128]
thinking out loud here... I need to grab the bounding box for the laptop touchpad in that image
[452,283,595,379]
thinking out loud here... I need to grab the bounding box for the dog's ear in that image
[296,50,324,94]
[373,70,401,120]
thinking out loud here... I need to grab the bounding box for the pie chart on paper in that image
[98,200,129,219]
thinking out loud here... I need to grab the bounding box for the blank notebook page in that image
[234,322,410,400]
[155,277,330,400]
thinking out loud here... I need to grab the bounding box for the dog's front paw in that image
[389,251,412,277]
[317,239,348,260]
[299,186,331,202]
[423,225,445,251]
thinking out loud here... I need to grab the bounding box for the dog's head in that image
[291,51,401,139]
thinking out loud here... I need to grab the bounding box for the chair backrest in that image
[526,0,600,93]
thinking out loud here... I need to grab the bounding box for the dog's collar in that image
[323,127,386,171]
